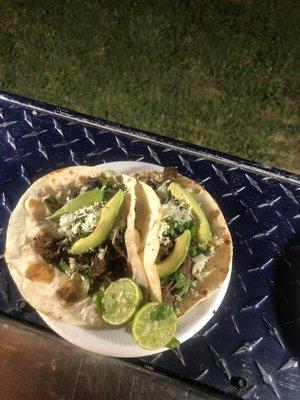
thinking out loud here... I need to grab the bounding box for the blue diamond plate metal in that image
[0,92,299,400]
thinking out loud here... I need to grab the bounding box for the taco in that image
[5,166,148,326]
[135,167,232,317]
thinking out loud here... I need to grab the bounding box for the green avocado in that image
[69,189,125,255]
[168,182,211,245]
[157,230,191,278]
[49,188,104,220]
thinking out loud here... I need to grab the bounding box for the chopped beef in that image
[90,254,108,279]
[110,257,128,280]
[34,236,63,263]
[101,243,128,279]
[111,230,127,259]
[88,244,128,288]
[161,280,175,304]
[158,240,174,262]
[134,173,157,188]
[73,252,94,266]
[82,178,103,191]
[160,242,173,256]
[69,186,81,199]
[68,178,103,199]
[162,166,178,182]
[181,256,192,279]
[43,196,60,212]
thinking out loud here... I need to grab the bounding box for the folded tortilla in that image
[134,170,233,317]
[5,166,148,326]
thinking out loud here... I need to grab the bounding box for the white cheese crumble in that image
[69,257,79,272]
[58,203,101,237]
[157,220,170,241]
[158,201,193,240]
[161,236,171,246]
[161,202,193,223]
[97,247,107,261]
[175,294,182,302]
[191,246,215,281]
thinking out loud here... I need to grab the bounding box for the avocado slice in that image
[168,182,211,245]
[49,188,104,220]
[157,230,191,278]
[69,189,125,255]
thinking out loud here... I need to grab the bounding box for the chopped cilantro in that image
[93,290,105,311]
[80,265,92,279]
[189,221,198,237]
[189,236,201,257]
[164,217,210,257]
[43,196,58,209]
[172,270,192,298]
[76,224,93,239]
[88,280,101,296]
[165,218,188,238]
[167,337,180,349]
[59,260,69,273]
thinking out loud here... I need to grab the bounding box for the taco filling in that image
[33,173,129,299]
[150,177,212,304]
[136,167,231,316]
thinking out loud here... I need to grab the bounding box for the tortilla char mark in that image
[56,274,85,304]
[25,263,55,283]
[25,198,47,219]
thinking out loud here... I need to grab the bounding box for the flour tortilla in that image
[5,166,148,327]
[135,171,233,317]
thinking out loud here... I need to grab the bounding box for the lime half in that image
[132,303,177,350]
[101,278,143,326]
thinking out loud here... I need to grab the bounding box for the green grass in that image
[0,0,299,172]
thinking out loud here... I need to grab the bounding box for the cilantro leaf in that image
[165,218,188,238]
[59,260,69,273]
[167,337,180,349]
[80,265,92,279]
[165,217,206,258]
[188,219,198,236]
[93,290,105,311]
[172,270,192,297]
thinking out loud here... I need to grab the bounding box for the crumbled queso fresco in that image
[97,247,107,261]
[162,202,193,222]
[191,246,215,281]
[58,203,101,237]
[157,201,193,240]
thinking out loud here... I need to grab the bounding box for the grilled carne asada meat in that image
[161,280,175,304]
[181,256,192,279]
[162,166,178,182]
[90,254,108,279]
[34,236,64,263]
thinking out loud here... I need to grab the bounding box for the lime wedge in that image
[101,278,143,326]
[132,303,177,350]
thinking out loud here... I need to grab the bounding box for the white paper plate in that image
[39,161,232,358]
